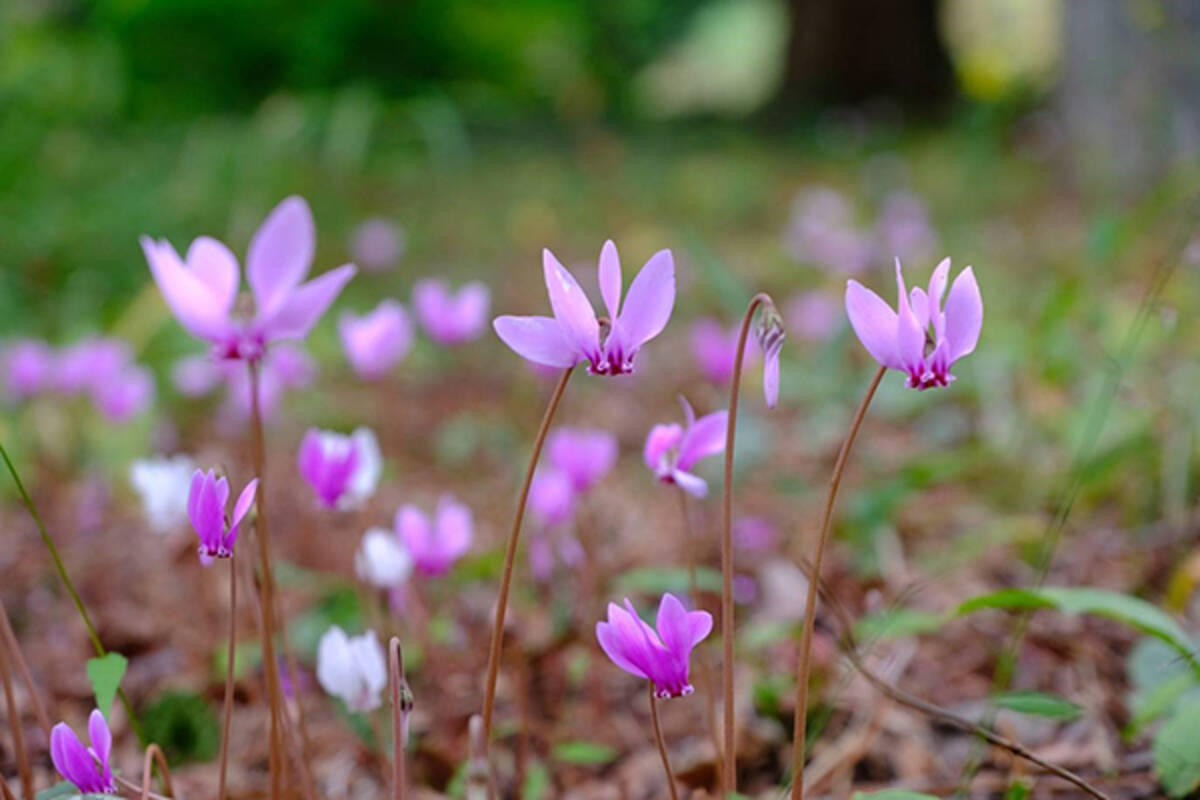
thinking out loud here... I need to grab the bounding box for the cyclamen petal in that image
[543,250,600,359]
[50,710,116,795]
[339,299,413,379]
[247,196,316,320]
[595,593,711,698]
[644,398,727,492]
[493,316,579,368]
[615,249,675,351]
[316,626,387,713]
[546,427,618,492]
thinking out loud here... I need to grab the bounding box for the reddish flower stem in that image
[218,553,238,800]
[0,641,33,800]
[389,637,410,800]
[719,292,773,794]
[648,683,680,800]
[139,743,174,800]
[0,599,50,737]
[789,364,885,800]
[480,367,574,753]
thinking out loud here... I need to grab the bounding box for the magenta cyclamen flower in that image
[188,469,257,563]
[297,428,381,510]
[395,495,473,576]
[546,427,618,493]
[846,258,982,390]
[644,398,728,498]
[50,709,116,795]
[596,593,712,698]
[412,278,491,345]
[141,196,356,361]
[339,299,413,379]
[493,240,675,376]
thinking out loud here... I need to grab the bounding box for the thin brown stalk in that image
[0,442,142,741]
[719,292,772,794]
[648,683,680,800]
[247,360,285,800]
[790,364,885,800]
[0,599,51,737]
[218,554,238,800]
[480,367,574,742]
[139,743,174,800]
[389,637,411,800]
[675,489,722,789]
[0,643,33,800]
[0,774,17,800]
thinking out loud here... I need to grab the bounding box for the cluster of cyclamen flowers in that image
[48,189,984,795]
[0,336,154,422]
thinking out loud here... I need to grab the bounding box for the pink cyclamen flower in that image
[546,427,618,493]
[2,339,55,399]
[412,278,491,345]
[297,428,381,510]
[350,218,406,272]
[845,258,982,390]
[644,397,728,498]
[188,469,257,563]
[141,196,356,361]
[339,299,413,379]
[55,338,132,394]
[689,318,747,384]
[785,291,840,343]
[175,343,315,424]
[493,240,675,376]
[395,495,473,576]
[50,709,116,795]
[596,593,712,698]
[529,468,577,529]
[92,364,155,422]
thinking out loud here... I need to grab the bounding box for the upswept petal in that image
[596,609,650,680]
[542,249,600,356]
[50,723,96,791]
[185,237,240,310]
[232,479,258,527]
[655,593,709,654]
[141,237,234,341]
[616,249,674,349]
[671,469,709,498]
[597,240,622,320]
[643,423,684,471]
[943,266,982,363]
[927,257,951,306]
[493,315,579,368]
[844,280,901,369]
[396,505,431,555]
[257,264,356,341]
[247,196,316,319]
[677,410,728,471]
[436,495,473,561]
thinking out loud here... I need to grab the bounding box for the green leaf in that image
[34,783,111,800]
[521,762,551,799]
[614,565,722,596]
[959,587,1198,668]
[992,690,1082,720]
[141,691,220,765]
[1155,699,1200,796]
[85,652,127,719]
[1003,780,1031,800]
[851,792,941,799]
[551,740,618,765]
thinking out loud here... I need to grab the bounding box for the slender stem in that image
[0,442,142,741]
[246,361,285,800]
[720,292,771,794]
[790,365,885,800]
[0,599,51,737]
[0,643,33,800]
[480,367,574,741]
[0,774,16,800]
[218,554,238,800]
[139,743,175,800]
[389,637,410,800]
[675,489,723,790]
[648,683,680,800]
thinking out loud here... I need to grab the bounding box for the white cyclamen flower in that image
[346,427,382,507]
[316,626,387,713]
[130,454,195,533]
[355,527,413,588]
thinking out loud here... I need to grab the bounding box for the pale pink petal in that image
[677,410,728,470]
[493,315,579,367]
[257,264,356,342]
[672,469,709,498]
[232,479,258,527]
[927,257,951,306]
[185,237,240,309]
[845,280,901,369]
[616,249,674,349]
[597,240,622,320]
[247,196,316,319]
[141,237,234,341]
[763,344,781,408]
[944,267,982,363]
[643,423,683,472]
[87,709,111,764]
[435,495,473,561]
[654,593,693,653]
[542,249,599,356]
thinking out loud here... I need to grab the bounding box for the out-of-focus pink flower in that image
[493,240,675,375]
[412,279,490,345]
[2,339,55,399]
[528,531,586,583]
[595,593,712,698]
[529,468,577,529]
[755,303,786,408]
[339,300,413,379]
[188,469,257,563]
[785,291,840,343]
[297,427,381,510]
[50,709,115,795]
[56,338,132,394]
[689,318,747,384]
[644,397,727,498]
[846,258,982,390]
[141,196,355,361]
[174,343,316,423]
[395,495,473,576]
[734,516,778,553]
[350,218,406,272]
[784,187,873,275]
[875,191,937,265]
[93,365,155,422]
[546,427,618,493]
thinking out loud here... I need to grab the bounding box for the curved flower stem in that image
[0,599,50,737]
[0,442,143,743]
[246,361,286,800]
[720,292,772,794]
[675,489,723,789]
[218,554,238,800]
[389,637,411,800]
[0,774,16,800]
[648,683,680,800]
[789,364,885,800]
[0,641,33,800]
[139,743,175,800]
[480,368,574,744]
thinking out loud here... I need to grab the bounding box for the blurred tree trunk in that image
[778,0,953,110]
